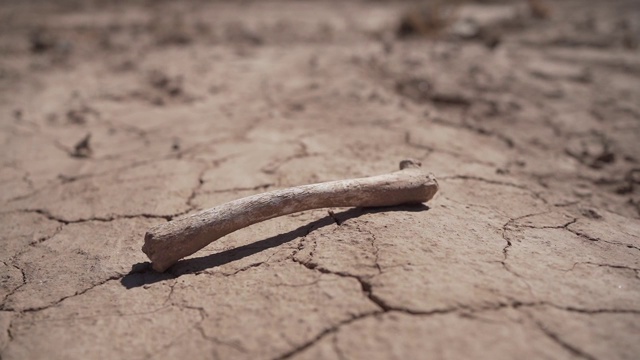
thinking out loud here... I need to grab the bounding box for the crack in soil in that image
[3,317,15,356]
[561,261,640,273]
[4,154,194,204]
[500,218,565,298]
[142,303,247,359]
[184,153,247,210]
[199,183,274,196]
[369,231,382,275]
[331,333,347,360]
[29,224,65,247]
[521,301,640,315]
[16,208,174,225]
[274,299,617,360]
[143,324,195,360]
[0,220,67,309]
[198,260,273,278]
[0,263,27,310]
[443,175,529,190]
[431,117,516,149]
[162,280,177,306]
[443,175,548,204]
[21,305,177,324]
[290,217,388,310]
[187,304,248,354]
[565,225,640,252]
[261,141,318,175]
[516,300,640,360]
[403,130,497,167]
[1,261,156,313]
[531,318,597,360]
[272,310,383,360]
[21,171,35,191]
[554,306,640,315]
[501,212,578,257]
[184,166,208,211]
[355,224,382,274]
[3,274,123,313]
[514,218,578,230]
[291,259,389,312]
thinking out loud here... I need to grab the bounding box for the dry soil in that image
[1,0,639,359]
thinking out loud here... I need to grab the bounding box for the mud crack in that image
[443,175,548,204]
[4,275,122,313]
[561,262,640,273]
[532,318,597,360]
[431,117,516,149]
[17,208,174,225]
[272,310,382,360]
[0,263,26,309]
[403,131,496,167]
[1,263,157,313]
[566,225,640,252]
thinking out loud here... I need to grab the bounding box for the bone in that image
[142,159,438,272]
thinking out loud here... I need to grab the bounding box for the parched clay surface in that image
[1,0,639,359]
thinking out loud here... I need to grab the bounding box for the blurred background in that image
[2,0,638,217]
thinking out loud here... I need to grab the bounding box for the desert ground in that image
[1,0,639,359]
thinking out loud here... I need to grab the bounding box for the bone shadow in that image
[120,204,430,289]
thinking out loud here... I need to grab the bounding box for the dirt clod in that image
[70,133,92,158]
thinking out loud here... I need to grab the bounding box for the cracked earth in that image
[1,0,639,359]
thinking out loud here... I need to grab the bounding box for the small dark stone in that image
[71,133,92,158]
[580,208,602,220]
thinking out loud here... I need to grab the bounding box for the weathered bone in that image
[142,159,438,272]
